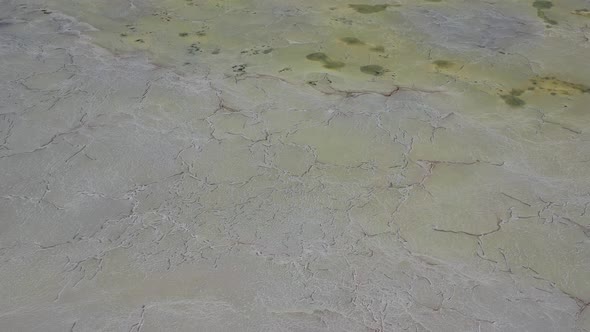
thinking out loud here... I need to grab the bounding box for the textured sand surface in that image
[1,0,589,331]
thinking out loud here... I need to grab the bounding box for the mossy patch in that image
[241,46,273,55]
[349,4,388,13]
[340,37,364,45]
[306,52,345,69]
[572,9,590,17]
[370,45,385,52]
[533,1,557,25]
[500,94,526,107]
[499,89,526,107]
[360,64,386,76]
[188,43,201,55]
[306,52,329,61]
[232,64,246,73]
[530,76,590,95]
[497,77,589,107]
[537,9,558,25]
[533,1,553,9]
[433,60,453,68]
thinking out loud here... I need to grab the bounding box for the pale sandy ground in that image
[1,0,590,331]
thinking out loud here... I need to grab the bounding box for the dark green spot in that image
[306,53,344,69]
[306,52,329,61]
[537,9,558,25]
[370,45,385,52]
[433,60,453,68]
[533,1,558,25]
[232,64,246,73]
[572,9,590,17]
[340,37,364,45]
[349,4,388,13]
[188,43,201,54]
[179,32,189,37]
[500,94,526,107]
[262,48,273,54]
[360,64,386,76]
[533,1,553,9]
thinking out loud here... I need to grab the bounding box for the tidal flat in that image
[0,0,589,331]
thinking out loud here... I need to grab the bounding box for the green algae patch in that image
[433,60,453,68]
[499,89,526,107]
[533,1,557,25]
[533,0,553,9]
[572,9,590,17]
[188,43,201,55]
[306,52,329,61]
[537,10,558,25]
[530,76,590,95]
[370,45,385,52]
[500,94,526,107]
[306,52,345,69]
[360,64,386,76]
[349,4,388,13]
[340,37,364,45]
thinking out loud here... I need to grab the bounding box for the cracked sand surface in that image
[1,0,590,331]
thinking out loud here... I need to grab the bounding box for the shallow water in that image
[1,0,589,331]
